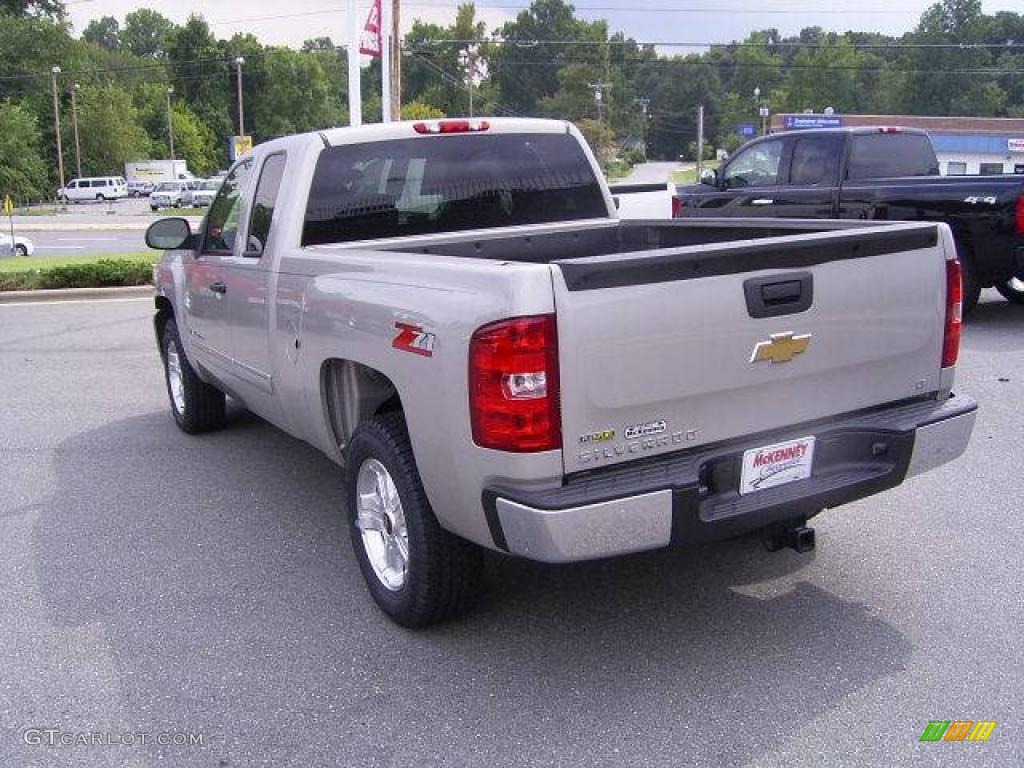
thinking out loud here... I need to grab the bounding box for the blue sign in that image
[784,115,843,130]
[737,123,757,138]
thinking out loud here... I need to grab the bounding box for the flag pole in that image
[381,0,392,122]
[348,0,362,126]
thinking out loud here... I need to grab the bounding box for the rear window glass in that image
[847,133,938,179]
[302,132,607,246]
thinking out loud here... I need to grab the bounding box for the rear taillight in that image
[942,259,963,368]
[469,315,561,452]
[671,196,683,217]
[413,119,490,134]
[1015,195,1024,235]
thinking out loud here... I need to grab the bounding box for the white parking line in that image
[0,297,151,307]
[55,237,123,242]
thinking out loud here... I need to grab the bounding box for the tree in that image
[0,0,64,19]
[0,101,50,198]
[121,9,175,59]
[74,83,152,175]
[82,15,119,50]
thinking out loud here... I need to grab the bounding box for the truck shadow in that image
[30,410,911,767]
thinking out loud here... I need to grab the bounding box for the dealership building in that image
[771,113,1024,176]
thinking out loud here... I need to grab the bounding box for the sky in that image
[65,0,1023,51]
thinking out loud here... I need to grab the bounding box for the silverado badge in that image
[750,332,811,364]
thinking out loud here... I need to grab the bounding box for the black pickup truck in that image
[675,127,1024,311]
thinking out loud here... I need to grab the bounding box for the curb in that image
[0,285,154,304]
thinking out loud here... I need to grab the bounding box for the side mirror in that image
[700,169,719,187]
[145,217,193,250]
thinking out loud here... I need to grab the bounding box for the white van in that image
[58,176,128,203]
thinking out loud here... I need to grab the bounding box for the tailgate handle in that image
[744,272,813,318]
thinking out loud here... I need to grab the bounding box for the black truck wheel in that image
[957,248,981,315]
[161,318,226,433]
[345,412,482,627]
[995,278,1024,305]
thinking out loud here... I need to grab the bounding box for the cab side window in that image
[788,136,842,186]
[246,154,286,257]
[723,140,783,188]
[204,160,252,254]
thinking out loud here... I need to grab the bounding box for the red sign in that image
[359,0,382,58]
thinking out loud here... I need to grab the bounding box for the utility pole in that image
[696,103,705,178]
[634,96,649,155]
[588,82,612,164]
[390,0,401,120]
[234,57,246,136]
[347,0,362,127]
[166,86,176,165]
[70,82,82,179]
[51,65,65,198]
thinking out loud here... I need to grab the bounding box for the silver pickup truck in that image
[146,117,976,627]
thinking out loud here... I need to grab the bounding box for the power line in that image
[417,38,1024,50]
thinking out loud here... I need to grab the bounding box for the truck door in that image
[217,152,288,417]
[696,137,789,217]
[183,158,253,385]
[767,133,843,218]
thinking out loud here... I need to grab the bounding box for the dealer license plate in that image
[739,436,816,495]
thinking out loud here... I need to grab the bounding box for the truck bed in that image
[378,217,933,271]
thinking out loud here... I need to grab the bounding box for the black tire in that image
[958,250,981,316]
[14,244,27,257]
[161,318,226,434]
[150,205,159,211]
[96,194,105,202]
[345,412,482,627]
[995,278,1024,305]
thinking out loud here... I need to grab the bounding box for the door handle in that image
[209,281,227,294]
[751,198,775,205]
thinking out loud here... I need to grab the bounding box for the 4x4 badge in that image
[750,332,811,364]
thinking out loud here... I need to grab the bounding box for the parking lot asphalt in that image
[0,294,1020,768]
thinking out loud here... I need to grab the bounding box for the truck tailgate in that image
[552,223,949,474]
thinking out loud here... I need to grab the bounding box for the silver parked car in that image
[189,179,222,208]
[149,180,194,210]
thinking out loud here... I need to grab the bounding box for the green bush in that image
[0,258,154,291]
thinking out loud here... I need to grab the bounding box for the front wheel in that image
[14,244,27,257]
[345,413,482,627]
[161,318,226,434]
[995,277,1024,305]
[150,205,159,211]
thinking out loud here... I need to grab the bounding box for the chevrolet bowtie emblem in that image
[750,332,811,364]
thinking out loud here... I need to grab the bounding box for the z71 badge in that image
[392,322,436,357]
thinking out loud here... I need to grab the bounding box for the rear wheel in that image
[150,205,159,211]
[161,318,226,434]
[14,244,27,257]
[345,412,482,627]
[995,277,1024,305]
[96,193,105,202]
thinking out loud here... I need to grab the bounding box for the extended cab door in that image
[183,158,253,383]
[767,133,843,218]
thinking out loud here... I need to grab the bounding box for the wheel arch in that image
[154,295,174,356]
[320,358,402,459]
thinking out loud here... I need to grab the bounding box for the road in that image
[0,295,1020,767]
[619,161,686,185]
[19,229,146,257]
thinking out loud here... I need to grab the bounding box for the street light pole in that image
[51,65,65,198]
[70,82,82,179]
[234,57,245,136]
[166,86,176,165]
